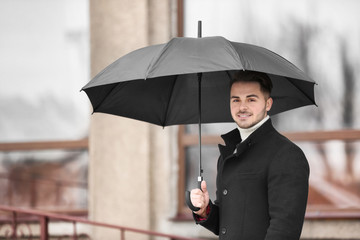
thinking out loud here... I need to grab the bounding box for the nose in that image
[238,101,248,111]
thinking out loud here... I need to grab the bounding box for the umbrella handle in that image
[185,191,200,212]
[185,178,202,212]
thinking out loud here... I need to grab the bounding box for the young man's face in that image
[230,81,273,129]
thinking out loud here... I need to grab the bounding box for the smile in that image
[238,113,252,119]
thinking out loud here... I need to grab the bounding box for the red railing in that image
[0,205,205,240]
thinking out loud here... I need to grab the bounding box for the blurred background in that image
[0,0,359,239]
[0,0,89,210]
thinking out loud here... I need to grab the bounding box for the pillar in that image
[88,0,172,239]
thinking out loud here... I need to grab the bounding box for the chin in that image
[237,122,253,129]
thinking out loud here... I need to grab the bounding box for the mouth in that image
[237,112,252,120]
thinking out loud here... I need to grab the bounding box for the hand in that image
[190,181,210,218]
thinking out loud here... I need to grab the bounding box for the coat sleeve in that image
[193,200,220,235]
[265,144,309,240]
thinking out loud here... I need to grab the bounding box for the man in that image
[189,70,309,240]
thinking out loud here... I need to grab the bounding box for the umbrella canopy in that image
[82,36,316,127]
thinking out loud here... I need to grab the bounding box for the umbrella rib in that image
[227,41,246,70]
[287,78,317,106]
[92,83,120,113]
[226,70,233,81]
[145,40,173,78]
[161,75,178,127]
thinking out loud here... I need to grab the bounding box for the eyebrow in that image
[231,94,260,99]
[246,94,260,98]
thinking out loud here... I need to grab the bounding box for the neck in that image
[238,115,269,142]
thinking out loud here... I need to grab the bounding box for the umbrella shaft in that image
[198,73,203,178]
[197,21,203,182]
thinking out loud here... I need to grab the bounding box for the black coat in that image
[195,119,309,240]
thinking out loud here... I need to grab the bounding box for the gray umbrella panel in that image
[84,37,314,87]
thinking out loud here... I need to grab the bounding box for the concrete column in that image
[89,1,149,239]
[88,0,173,239]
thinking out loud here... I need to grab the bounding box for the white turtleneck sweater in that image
[237,115,270,142]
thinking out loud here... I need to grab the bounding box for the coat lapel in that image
[218,128,241,159]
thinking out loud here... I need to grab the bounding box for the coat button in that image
[221,227,227,235]
[222,189,228,196]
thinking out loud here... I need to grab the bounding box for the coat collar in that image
[218,128,241,158]
[219,118,275,159]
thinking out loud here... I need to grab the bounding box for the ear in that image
[266,97,273,112]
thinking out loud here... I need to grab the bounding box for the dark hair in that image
[230,71,273,97]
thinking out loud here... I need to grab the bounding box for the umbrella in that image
[82,22,317,210]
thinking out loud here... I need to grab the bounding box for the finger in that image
[190,191,202,203]
[194,197,205,208]
[201,180,207,193]
[191,188,202,196]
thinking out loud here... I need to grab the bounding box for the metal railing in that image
[0,139,205,239]
[0,205,205,240]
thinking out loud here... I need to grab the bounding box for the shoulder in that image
[268,130,309,173]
